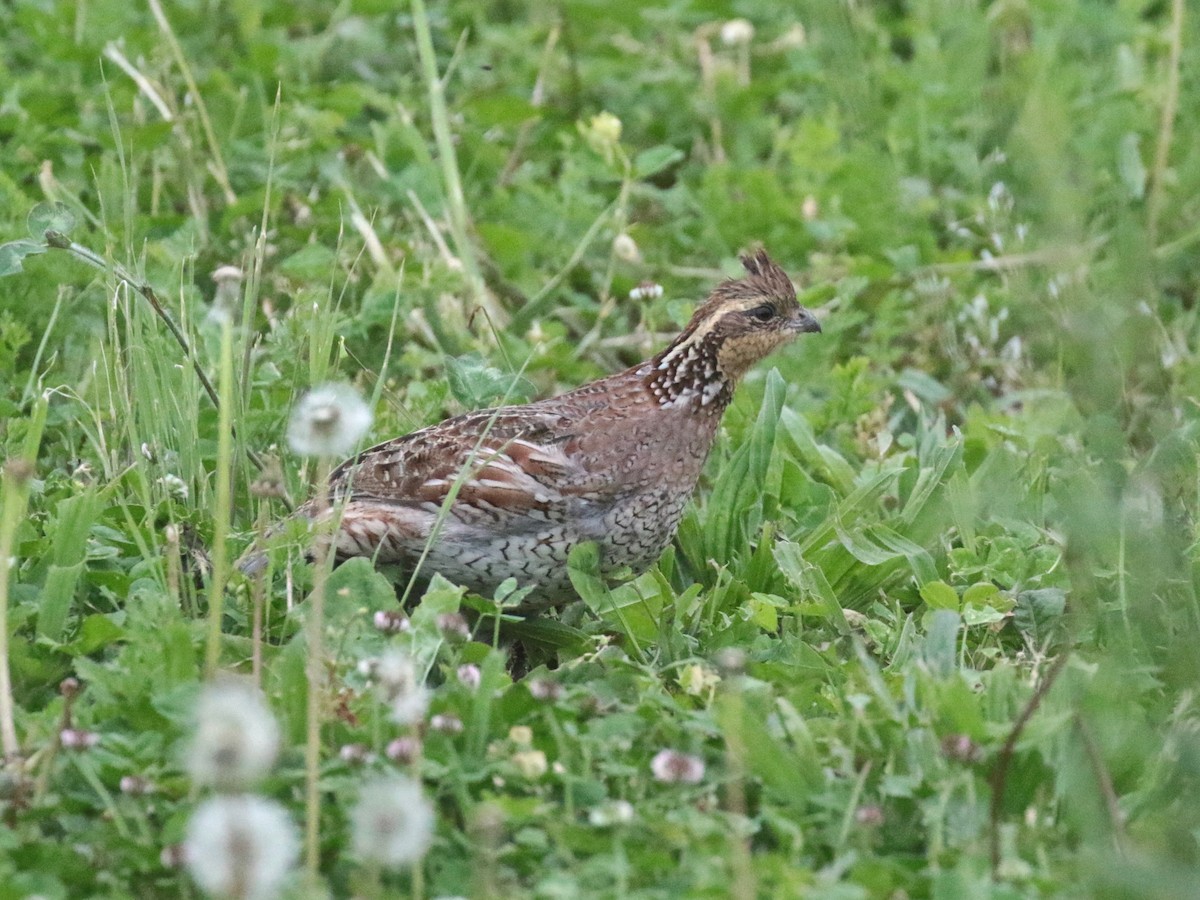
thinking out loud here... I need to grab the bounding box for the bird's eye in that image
[748,305,775,322]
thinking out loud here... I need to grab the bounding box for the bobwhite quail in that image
[249,249,820,612]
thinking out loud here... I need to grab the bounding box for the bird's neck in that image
[643,331,734,412]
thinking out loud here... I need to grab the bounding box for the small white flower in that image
[456,664,481,690]
[350,775,435,869]
[372,650,431,726]
[588,111,622,145]
[430,713,464,735]
[373,609,410,633]
[339,743,375,765]
[385,736,421,764]
[159,474,189,501]
[527,679,562,702]
[187,678,280,790]
[629,281,663,301]
[650,749,705,784]
[287,383,372,457]
[720,18,755,46]
[508,725,533,746]
[511,749,548,779]
[184,795,298,900]
[777,23,807,49]
[612,233,641,263]
[588,799,635,827]
[60,728,100,750]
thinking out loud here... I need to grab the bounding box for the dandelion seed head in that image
[187,678,280,790]
[287,383,372,458]
[184,795,298,900]
[371,650,431,726]
[350,776,434,869]
[720,18,755,46]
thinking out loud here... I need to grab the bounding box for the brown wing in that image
[329,404,591,511]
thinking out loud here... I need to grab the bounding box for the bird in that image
[246,249,821,613]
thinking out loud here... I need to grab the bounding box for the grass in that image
[1,0,1199,897]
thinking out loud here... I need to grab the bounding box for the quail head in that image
[245,249,821,612]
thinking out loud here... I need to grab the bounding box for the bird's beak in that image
[791,309,822,334]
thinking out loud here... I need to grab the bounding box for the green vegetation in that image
[1,0,1197,896]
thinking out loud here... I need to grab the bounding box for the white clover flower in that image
[287,383,372,457]
[511,749,548,779]
[508,725,533,746]
[184,795,299,900]
[158,474,189,501]
[187,678,280,790]
[720,18,755,46]
[372,650,431,726]
[650,749,705,784]
[350,775,435,869]
[588,111,622,145]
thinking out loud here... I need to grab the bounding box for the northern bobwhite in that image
[250,250,820,612]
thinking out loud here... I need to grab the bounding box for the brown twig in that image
[989,650,1070,877]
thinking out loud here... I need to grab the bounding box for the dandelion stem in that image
[304,458,333,880]
[204,319,236,676]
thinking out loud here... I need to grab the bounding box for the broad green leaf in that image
[0,239,47,276]
[633,144,684,179]
[920,580,960,611]
[1014,588,1066,644]
[921,609,960,677]
[744,593,783,631]
[27,201,76,238]
[962,582,1003,608]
